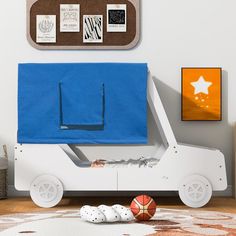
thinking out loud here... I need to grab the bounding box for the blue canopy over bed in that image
[18,63,148,144]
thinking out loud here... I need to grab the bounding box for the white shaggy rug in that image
[0,208,236,235]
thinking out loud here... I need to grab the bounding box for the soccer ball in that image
[130,195,156,221]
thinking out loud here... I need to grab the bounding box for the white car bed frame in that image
[14,75,227,208]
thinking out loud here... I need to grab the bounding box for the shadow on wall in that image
[153,70,233,189]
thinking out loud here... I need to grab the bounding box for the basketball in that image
[130,195,156,221]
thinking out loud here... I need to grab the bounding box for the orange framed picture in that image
[182,67,222,121]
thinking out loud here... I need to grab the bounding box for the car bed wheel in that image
[30,174,63,208]
[178,174,212,208]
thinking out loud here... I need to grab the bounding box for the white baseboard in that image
[8,185,233,198]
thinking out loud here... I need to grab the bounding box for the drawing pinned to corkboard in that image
[27,0,140,50]
[83,15,103,43]
[36,15,56,43]
[182,68,222,121]
[60,4,80,33]
[107,4,127,32]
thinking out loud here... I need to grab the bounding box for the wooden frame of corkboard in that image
[27,0,140,50]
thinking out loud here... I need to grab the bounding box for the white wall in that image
[0,0,235,195]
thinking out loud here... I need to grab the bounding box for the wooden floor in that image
[0,197,235,215]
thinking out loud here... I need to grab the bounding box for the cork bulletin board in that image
[27,0,140,50]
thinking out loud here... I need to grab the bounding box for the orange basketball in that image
[130,195,156,221]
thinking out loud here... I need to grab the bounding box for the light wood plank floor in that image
[0,197,235,215]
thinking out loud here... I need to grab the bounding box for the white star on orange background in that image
[191,76,212,95]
